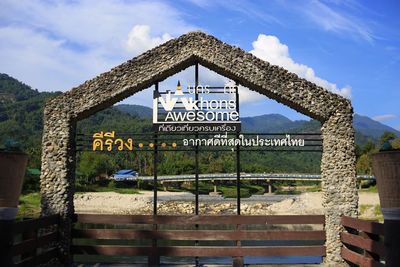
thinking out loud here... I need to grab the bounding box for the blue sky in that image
[0,0,399,130]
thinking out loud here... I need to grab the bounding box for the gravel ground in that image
[74,191,380,217]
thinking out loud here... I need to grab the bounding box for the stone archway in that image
[40,31,357,265]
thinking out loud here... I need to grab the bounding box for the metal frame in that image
[235,81,241,215]
[74,62,325,266]
[75,62,324,218]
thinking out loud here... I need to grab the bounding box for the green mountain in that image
[0,74,62,168]
[354,114,400,139]
[241,114,307,133]
[242,113,399,145]
[115,104,153,119]
[0,74,61,145]
[0,73,40,102]
[77,107,152,134]
[112,103,398,144]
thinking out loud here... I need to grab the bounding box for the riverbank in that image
[73,191,381,220]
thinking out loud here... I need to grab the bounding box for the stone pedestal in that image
[372,151,400,267]
[0,152,28,220]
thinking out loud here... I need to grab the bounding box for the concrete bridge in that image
[136,173,375,193]
[137,173,375,182]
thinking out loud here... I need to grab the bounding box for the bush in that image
[22,173,40,193]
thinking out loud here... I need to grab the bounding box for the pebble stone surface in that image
[40,31,357,265]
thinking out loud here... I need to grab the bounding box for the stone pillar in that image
[321,111,358,266]
[40,107,76,264]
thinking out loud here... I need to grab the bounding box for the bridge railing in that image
[73,214,326,266]
[136,173,375,181]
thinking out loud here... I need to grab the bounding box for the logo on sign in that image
[153,81,241,132]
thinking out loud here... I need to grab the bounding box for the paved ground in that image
[72,264,323,267]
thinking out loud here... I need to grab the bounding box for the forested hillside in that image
[1,73,398,183]
[0,74,61,167]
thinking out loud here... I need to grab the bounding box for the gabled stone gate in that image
[40,31,358,265]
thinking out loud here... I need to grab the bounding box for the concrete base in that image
[71,264,325,267]
[0,207,17,220]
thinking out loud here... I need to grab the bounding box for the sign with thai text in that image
[86,131,310,152]
[153,81,241,132]
[183,133,305,147]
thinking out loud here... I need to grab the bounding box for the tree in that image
[356,154,372,175]
[379,131,397,146]
[78,152,116,184]
[392,138,400,149]
[361,140,376,155]
[26,146,42,169]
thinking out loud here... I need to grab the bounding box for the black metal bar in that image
[151,83,160,266]
[77,145,322,149]
[153,82,159,216]
[77,132,322,136]
[239,133,322,136]
[76,148,323,152]
[195,62,199,215]
[153,137,158,216]
[159,91,230,94]
[77,139,323,144]
[235,81,240,215]
[194,62,200,267]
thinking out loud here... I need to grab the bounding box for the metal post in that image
[194,63,200,267]
[150,82,160,266]
[195,63,199,215]
[153,82,159,216]
[235,81,241,215]
[234,81,244,266]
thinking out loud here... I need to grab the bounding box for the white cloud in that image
[250,34,352,98]
[0,0,194,91]
[372,114,397,122]
[125,25,172,55]
[0,0,352,110]
[119,65,228,107]
[193,67,265,104]
[223,80,264,104]
[285,0,375,43]
[238,87,265,104]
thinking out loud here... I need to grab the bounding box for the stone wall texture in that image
[40,31,358,265]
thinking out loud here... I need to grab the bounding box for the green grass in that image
[359,204,383,221]
[374,205,383,222]
[76,180,140,194]
[219,184,265,198]
[77,185,140,194]
[17,192,41,218]
[360,185,378,193]
[305,186,321,192]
